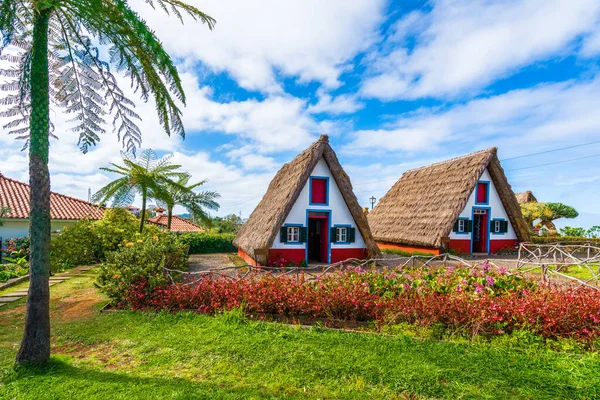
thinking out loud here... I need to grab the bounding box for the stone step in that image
[0,296,23,302]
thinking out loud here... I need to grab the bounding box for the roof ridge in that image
[0,173,103,209]
[403,147,496,174]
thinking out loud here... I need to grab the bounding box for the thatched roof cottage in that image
[515,190,537,204]
[368,148,530,255]
[234,135,380,266]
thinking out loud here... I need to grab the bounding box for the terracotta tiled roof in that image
[147,214,204,232]
[0,173,104,220]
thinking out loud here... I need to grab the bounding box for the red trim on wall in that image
[331,248,368,263]
[489,239,519,254]
[448,239,471,255]
[268,249,306,264]
[311,178,327,204]
[376,242,440,255]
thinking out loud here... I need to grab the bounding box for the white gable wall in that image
[271,157,365,250]
[449,168,517,240]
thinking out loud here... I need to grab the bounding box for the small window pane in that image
[458,220,465,233]
[287,227,299,242]
[494,220,501,233]
[336,227,347,242]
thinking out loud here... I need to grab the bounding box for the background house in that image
[146,208,205,232]
[0,173,104,239]
[368,148,530,255]
[234,135,380,266]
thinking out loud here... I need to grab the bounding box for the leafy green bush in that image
[93,208,146,258]
[177,232,236,254]
[531,236,600,245]
[96,233,188,306]
[0,255,29,282]
[50,208,161,271]
[2,236,30,260]
[50,219,98,271]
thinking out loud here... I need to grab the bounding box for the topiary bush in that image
[95,233,188,307]
[177,232,236,254]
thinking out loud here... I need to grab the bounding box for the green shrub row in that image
[530,236,600,245]
[177,232,236,254]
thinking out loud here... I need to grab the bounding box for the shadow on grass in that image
[3,358,277,400]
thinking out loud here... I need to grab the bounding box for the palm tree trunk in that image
[139,190,147,233]
[167,206,173,231]
[16,6,52,365]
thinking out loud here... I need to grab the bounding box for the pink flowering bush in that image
[116,265,600,343]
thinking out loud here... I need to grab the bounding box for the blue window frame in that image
[333,224,352,244]
[282,224,303,244]
[309,176,329,206]
[475,180,490,205]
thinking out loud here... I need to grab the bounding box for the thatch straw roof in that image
[515,190,537,204]
[368,148,530,249]
[234,135,380,260]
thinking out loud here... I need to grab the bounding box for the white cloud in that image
[345,76,600,154]
[361,0,600,100]
[133,0,385,93]
[307,92,364,115]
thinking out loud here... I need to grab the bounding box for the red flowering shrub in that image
[119,265,600,343]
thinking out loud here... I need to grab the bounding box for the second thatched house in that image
[234,135,380,266]
[368,148,530,255]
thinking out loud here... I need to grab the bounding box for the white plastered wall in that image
[449,168,517,240]
[271,157,365,250]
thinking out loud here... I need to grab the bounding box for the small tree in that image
[586,226,600,239]
[520,202,552,228]
[0,0,214,365]
[559,226,587,237]
[155,174,220,230]
[93,150,189,233]
[540,203,579,232]
[214,214,244,234]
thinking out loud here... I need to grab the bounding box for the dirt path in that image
[187,253,235,272]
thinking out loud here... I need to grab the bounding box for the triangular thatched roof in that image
[515,190,537,204]
[368,148,530,249]
[234,135,380,260]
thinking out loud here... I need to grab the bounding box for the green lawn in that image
[1,272,600,399]
[523,264,600,285]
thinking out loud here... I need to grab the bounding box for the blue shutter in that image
[280,227,288,243]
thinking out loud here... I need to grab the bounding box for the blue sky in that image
[1,0,600,228]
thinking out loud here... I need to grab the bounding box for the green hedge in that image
[177,232,236,254]
[530,236,600,245]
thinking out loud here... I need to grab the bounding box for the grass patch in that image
[1,274,599,399]
[524,264,600,284]
[227,252,248,268]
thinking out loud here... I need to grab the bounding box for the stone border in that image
[0,274,30,292]
[0,265,97,307]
